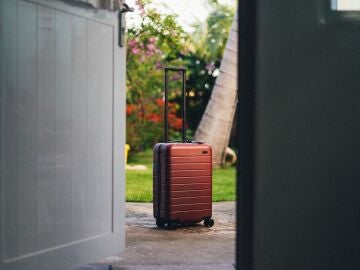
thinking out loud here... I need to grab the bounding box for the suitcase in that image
[153,67,214,229]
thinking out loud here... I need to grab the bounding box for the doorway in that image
[121,0,237,268]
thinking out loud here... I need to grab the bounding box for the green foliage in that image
[126,0,235,150]
[126,0,190,151]
[126,150,236,202]
[184,2,235,130]
[126,99,183,151]
[188,1,235,62]
[126,2,188,101]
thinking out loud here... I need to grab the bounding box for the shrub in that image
[126,99,183,151]
[126,0,191,151]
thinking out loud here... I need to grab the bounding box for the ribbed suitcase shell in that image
[153,143,212,224]
[153,67,213,227]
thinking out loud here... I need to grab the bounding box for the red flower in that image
[147,113,161,123]
[156,98,164,107]
[126,104,137,115]
[168,114,183,130]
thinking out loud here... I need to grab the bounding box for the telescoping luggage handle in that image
[164,67,187,143]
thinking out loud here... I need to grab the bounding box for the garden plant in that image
[126,0,236,202]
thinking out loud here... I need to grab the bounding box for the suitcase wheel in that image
[156,219,166,228]
[204,218,214,227]
[165,222,178,230]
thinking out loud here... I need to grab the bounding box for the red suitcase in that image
[153,67,214,229]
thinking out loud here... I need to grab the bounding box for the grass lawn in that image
[126,150,236,202]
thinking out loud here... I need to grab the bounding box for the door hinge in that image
[116,2,134,47]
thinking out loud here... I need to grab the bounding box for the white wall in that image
[332,0,360,10]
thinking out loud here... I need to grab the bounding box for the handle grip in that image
[164,67,186,143]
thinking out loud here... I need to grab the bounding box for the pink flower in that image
[171,73,180,81]
[145,50,154,56]
[155,61,162,69]
[131,47,140,54]
[146,43,156,51]
[128,39,137,48]
[148,37,156,43]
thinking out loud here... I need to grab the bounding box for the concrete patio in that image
[92,202,236,270]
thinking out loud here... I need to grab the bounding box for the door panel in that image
[0,0,125,269]
[237,1,360,270]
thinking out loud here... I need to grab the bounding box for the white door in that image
[0,0,126,269]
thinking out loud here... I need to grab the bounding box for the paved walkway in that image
[106,202,236,270]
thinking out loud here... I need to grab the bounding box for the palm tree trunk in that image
[194,13,238,167]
